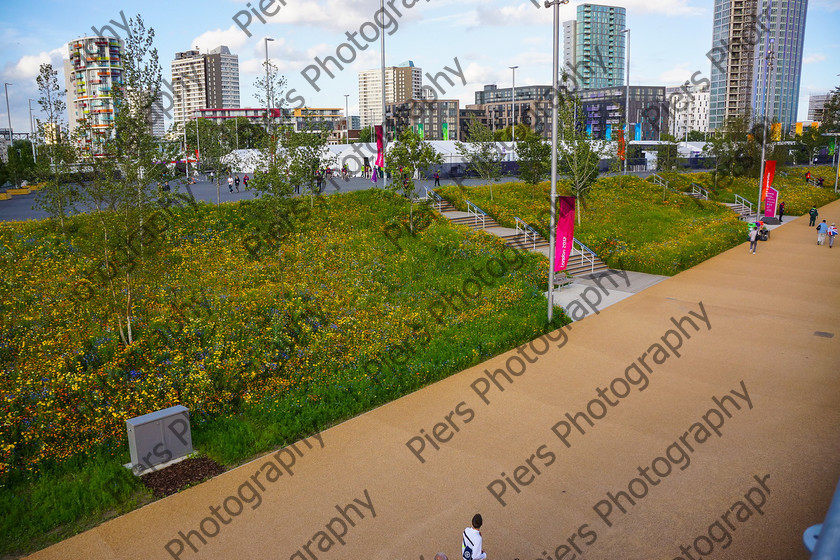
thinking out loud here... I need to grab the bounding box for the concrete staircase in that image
[430,194,610,280]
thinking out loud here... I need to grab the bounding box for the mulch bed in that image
[140,457,225,498]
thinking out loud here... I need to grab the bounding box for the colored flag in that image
[618,129,626,161]
[830,138,836,156]
[375,125,384,168]
[796,122,803,136]
[764,187,778,218]
[761,160,776,204]
[634,123,642,141]
[417,123,424,140]
[442,122,449,141]
[771,123,781,142]
[605,124,612,140]
[586,124,592,137]
[555,196,577,272]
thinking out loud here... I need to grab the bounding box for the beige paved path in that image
[27,201,840,560]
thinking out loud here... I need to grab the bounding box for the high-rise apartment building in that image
[563,4,626,90]
[64,36,124,156]
[358,62,422,129]
[709,0,808,131]
[667,84,710,138]
[172,46,240,129]
[808,93,831,122]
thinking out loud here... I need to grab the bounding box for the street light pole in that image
[380,0,388,189]
[180,78,188,178]
[195,110,200,176]
[545,0,569,323]
[345,94,350,145]
[509,66,518,146]
[622,29,630,174]
[757,39,775,222]
[28,98,36,162]
[3,83,12,143]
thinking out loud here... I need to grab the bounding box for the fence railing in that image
[424,187,443,211]
[734,194,754,217]
[466,200,487,229]
[691,183,710,200]
[571,237,597,275]
[515,217,539,250]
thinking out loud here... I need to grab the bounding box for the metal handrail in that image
[691,183,710,200]
[734,194,754,215]
[515,217,539,250]
[424,187,443,211]
[572,237,596,275]
[466,200,487,229]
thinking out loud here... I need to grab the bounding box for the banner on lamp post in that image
[554,196,577,272]
[761,160,776,204]
[764,187,778,218]
[374,125,384,168]
[442,122,449,141]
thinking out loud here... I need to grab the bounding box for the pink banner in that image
[764,187,778,218]
[555,196,576,272]
[375,125,384,168]
[761,160,776,204]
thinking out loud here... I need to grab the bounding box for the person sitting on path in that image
[829,223,838,248]
[462,514,487,560]
[817,220,828,245]
[809,206,819,227]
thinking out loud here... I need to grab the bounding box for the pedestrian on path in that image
[829,223,838,248]
[227,175,234,193]
[243,174,249,189]
[817,220,828,245]
[462,514,487,560]
[749,226,759,254]
[809,206,819,226]
[778,201,785,223]
[234,175,240,192]
[434,169,441,187]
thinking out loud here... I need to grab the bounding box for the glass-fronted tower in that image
[566,4,627,90]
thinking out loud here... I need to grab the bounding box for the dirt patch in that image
[140,457,224,498]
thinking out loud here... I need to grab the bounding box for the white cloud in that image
[475,0,703,27]
[3,47,65,82]
[190,26,250,53]
[811,0,840,11]
[803,53,827,64]
[658,62,693,85]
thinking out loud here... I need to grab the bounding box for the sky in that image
[0,0,838,134]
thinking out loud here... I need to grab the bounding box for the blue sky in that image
[0,0,838,133]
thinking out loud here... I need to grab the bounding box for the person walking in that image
[434,169,441,187]
[817,220,828,245]
[748,226,759,254]
[227,175,234,193]
[462,514,487,560]
[829,223,838,248]
[243,174,249,189]
[777,201,785,223]
[234,175,240,192]
[809,206,819,227]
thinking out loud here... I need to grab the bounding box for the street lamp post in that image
[622,29,630,174]
[28,98,36,162]
[545,0,569,323]
[757,40,775,222]
[509,66,518,146]
[380,0,388,189]
[180,78,188,178]
[345,94,350,145]
[3,83,12,143]
[195,110,200,176]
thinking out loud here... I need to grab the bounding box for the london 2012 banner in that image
[555,196,577,272]
[375,125,384,168]
[761,160,776,205]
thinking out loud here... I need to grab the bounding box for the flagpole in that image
[380,0,387,189]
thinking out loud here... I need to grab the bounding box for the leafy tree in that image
[357,127,374,143]
[821,85,840,133]
[656,133,680,171]
[687,130,707,142]
[385,127,442,199]
[493,123,530,142]
[517,130,550,199]
[185,117,236,203]
[556,91,603,225]
[795,125,828,165]
[284,118,337,206]
[704,114,760,183]
[6,140,37,186]
[456,118,503,197]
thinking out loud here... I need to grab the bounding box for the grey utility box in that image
[126,405,193,474]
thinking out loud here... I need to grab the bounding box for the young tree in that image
[285,117,337,206]
[517,130,550,199]
[456,118,503,197]
[796,125,828,165]
[656,133,680,171]
[556,92,603,225]
[821,85,840,133]
[385,127,443,199]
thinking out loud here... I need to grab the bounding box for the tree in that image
[556,92,603,225]
[687,130,707,142]
[656,134,680,171]
[493,123,530,142]
[284,117,337,206]
[821,85,840,133]
[517,130,550,199]
[357,127,374,143]
[795,125,828,165]
[385,127,443,199]
[456,118,503,197]
[6,140,37,186]
[703,114,759,183]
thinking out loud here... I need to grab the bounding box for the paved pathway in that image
[25,203,840,560]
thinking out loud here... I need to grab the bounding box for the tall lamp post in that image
[380,0,387,189]
[179,78,188,178]
[265,37,275,164]
[28,98,36,162]
[344,94,350,145]
[509,65,518,146]
[622,29,630,174]
[545,0,569,323]
[757,39,775,222]
[3,83,12,143]
[194,110,200,176]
